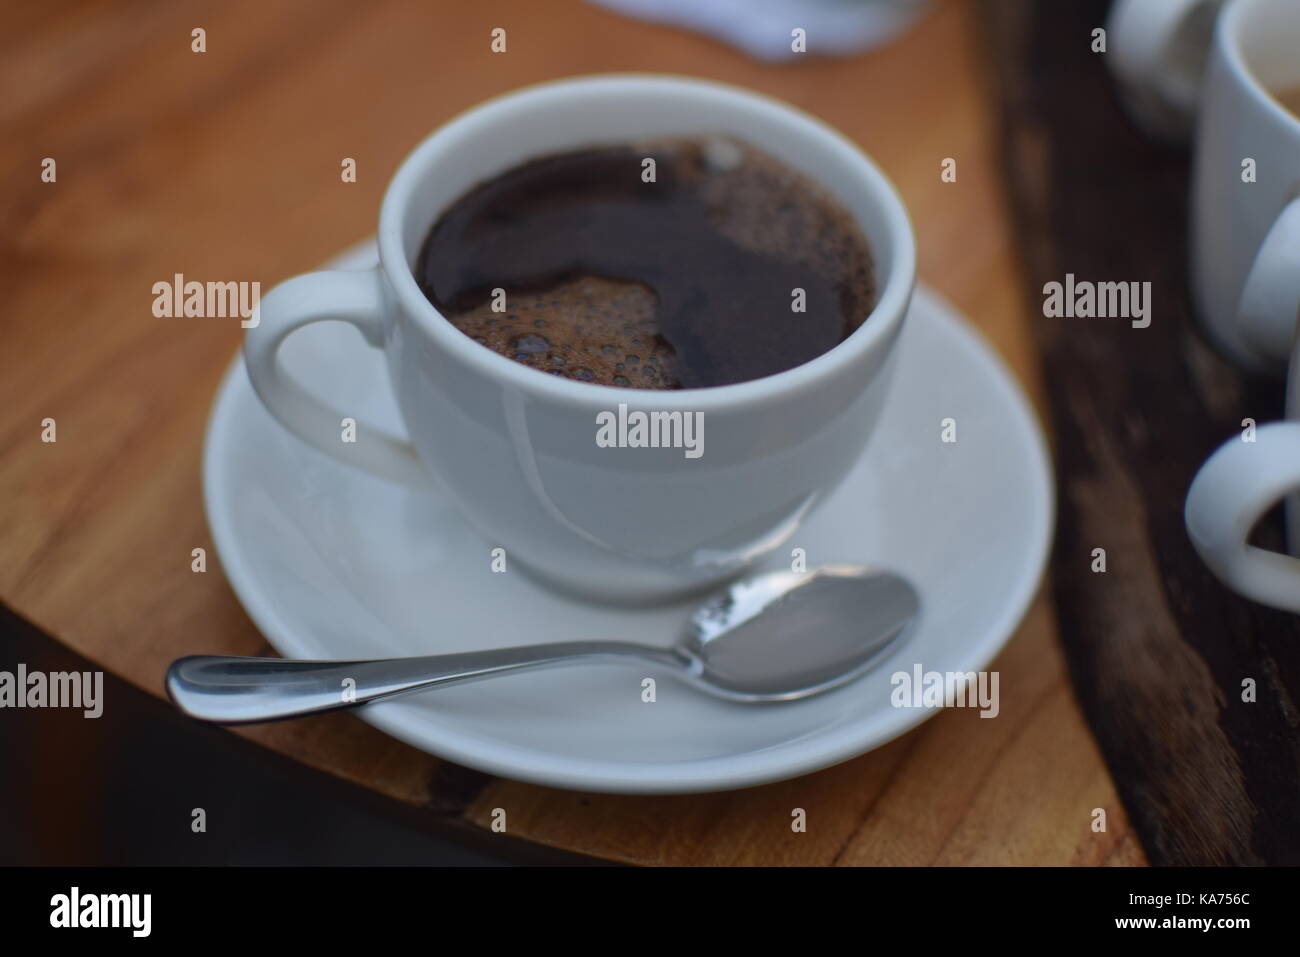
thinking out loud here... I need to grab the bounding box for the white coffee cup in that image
[1110,0,1300,371]
[1107,0,1221,140]
[244,75,915,604]
[1185,339,1300,612]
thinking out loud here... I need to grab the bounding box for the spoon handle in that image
[166,642,682,724]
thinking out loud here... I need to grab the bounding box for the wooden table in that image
[1,0,1145,864]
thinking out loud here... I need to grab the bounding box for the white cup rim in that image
[1221,0,1300,135]
[376,73,916,412]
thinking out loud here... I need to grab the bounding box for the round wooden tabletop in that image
[1,0,1144,864]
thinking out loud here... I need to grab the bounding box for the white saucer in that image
[203,241,1053,794]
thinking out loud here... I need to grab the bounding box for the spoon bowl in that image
[682,565,919,700]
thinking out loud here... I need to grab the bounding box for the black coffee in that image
[416,137,875,389]
[1275,84,1300,120]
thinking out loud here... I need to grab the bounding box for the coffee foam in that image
[442,275,681,388]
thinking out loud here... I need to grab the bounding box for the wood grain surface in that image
[987,0,1300,866]
[1,0,1144,864]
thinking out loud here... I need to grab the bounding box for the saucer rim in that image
[203,266,1054,794]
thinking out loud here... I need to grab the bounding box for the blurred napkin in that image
[588,0,932,61]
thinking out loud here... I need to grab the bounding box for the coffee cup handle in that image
[1236,197,1300,361]
[243,267,427,486]
[1106,0,1220,140]
[1185,421,1300,613]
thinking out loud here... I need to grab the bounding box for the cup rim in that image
[376,73,916,411]
[1221,0,1300,134]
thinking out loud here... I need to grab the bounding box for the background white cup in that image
[1110,0,1300,371]
[244,75,916,604]
[1107,0,1221,141]
[1174,1,1300,610]
[1186,345,1300,612]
